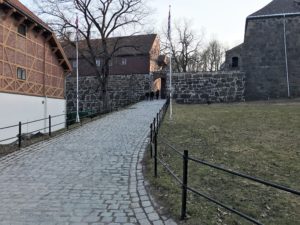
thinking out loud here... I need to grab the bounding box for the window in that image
[96,59,101,67]
[17,67,26,80]
[121,58,127,65]
[232,57,239,68]
[72,60,77,68]
[18,24,27,36]
[109,60,113,67]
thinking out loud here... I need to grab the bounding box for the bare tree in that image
[161,19,203,73]
[160,18,227,73]
[200,39,225,72]
[35,0,149,110]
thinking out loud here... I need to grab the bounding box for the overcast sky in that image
[21,0,272,48]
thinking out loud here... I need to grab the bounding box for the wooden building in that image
[0,0,71,143]
[63,34,161,76]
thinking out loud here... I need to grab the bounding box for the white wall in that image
[0,93,66,144]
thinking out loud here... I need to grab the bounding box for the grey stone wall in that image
[66,74,151,113]
[167,72,245,104]
[243,16,300,100]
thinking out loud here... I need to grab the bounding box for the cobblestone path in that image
[0,100,176,225]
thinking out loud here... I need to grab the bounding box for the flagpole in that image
[168,5,173,120]
[75,15,80,123]
[169,41,173,120]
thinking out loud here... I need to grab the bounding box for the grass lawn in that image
[145,101,300,225]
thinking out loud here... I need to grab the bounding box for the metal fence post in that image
[157,113,159,128]
[159,109,162,122]
[18,121,22,148]
[49,115,52,136]
[150,123,153,158]
[154,131,158,178]
[181,150,189,220]
[153,118,156,133]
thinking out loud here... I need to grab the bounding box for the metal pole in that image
[150,124,153,158]
[169,38,173,120]
[169,5,173,120]
[76,30,80,123]
[18,122,22,148]
[181,150,189,220]
[283,15,290,98]
[154,131,158,178]
[49,115,51,137]
[44,96,47,133]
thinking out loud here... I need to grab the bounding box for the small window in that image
[72,60,77,68]
[232,57,239,68]
[96,59,101,67]
[17,67,26,80]
[121,58,127,65]
[18,24,27,36]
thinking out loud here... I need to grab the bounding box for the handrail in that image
[157,157,182,185]
[0,136,18,143]
[188,156,300,196]
[159,136,184,157]
[0,109,101,146]
[0,124,19,130]
[0,109,97,130]
[22,117,50,126]
[187,186,263,225]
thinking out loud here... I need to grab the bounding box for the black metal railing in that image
[0,109,101,148]
[149,103,300,225]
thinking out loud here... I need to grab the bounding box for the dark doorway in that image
[152,77,167,99]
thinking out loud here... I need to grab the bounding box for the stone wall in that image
[66,74,151,113]
[168,72,245,104]
[243,16,300,100]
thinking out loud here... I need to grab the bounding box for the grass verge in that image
[145,101,300,225]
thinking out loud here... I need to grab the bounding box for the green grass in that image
[145,101,300,225]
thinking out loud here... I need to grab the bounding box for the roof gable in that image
[4,0,50,29]
[226,43,243,54]
[1,0,71,72]
[248,0,300,18]
[63,34,158,59]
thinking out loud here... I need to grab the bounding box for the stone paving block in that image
[153,221,165,225]
[138,218,152,225]
[114,216,128,223]
[148,212,160,221]
[0,100,176,225]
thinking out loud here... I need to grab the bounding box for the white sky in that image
[21,0,272,48]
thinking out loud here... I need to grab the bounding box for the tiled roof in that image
[226,43,243,53]
[4,0,50,30]
[1,0,71,71]
[248,0,300,18]
[62,34,158,59]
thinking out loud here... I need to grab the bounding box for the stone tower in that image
[227,0,300,100]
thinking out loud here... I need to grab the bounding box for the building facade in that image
[64,34,164,112]
[0,0,71,143]
[63,34,161,76]
[225,0,300,100]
